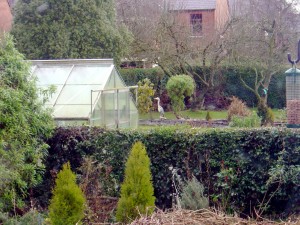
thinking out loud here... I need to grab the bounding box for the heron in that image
[154,97,166,119]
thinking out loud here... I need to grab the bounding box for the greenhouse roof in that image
[31,59,118,120]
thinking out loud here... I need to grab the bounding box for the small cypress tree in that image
[48,162,86,225]
[206,111,212,121]
[116,142,155,223]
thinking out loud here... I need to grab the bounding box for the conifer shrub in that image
[205,111,212,121]
[227,96,251,121]
[48,162,86,225]
[180,177,209,210]
[116,142,155,223]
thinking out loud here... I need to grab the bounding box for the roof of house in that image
[168,0,216,11]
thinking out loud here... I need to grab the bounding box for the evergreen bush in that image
[166,75,195,114]
[205,111,212,121]
[41,127,300,216]
[116,142,155,223]
[180,177,209,210]
[48,162,86,225]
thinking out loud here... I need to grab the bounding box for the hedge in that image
[35,127,300,217]
[119,66,287,109]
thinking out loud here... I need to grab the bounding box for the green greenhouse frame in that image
[31,59,138,128]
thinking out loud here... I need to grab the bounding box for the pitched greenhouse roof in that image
[31,59,118,120]
[168,0,216,11]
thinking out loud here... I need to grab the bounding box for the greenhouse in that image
[31,59,138,128]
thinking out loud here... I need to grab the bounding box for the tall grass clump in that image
[116,142,155,223]
[227,96,251,121]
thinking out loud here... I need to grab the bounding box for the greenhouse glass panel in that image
[35,66,73,84]
[38,84,63,106]
[102,90,115,128]
[90,100,102,126]
[56,85,101,105]
[114,70,126,87]
[53,105,91,118]
[118,89,130,127]
[130,99,138,128]
[67,65,113,85]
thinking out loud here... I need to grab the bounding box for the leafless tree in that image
[228,0,299,110]
[117,0,233,108]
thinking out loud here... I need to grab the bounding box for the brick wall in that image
[0,0,13,32]
[287,100,300,124]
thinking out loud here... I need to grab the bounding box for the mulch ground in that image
[129,209,300,225]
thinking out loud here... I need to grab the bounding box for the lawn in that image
[139,108,287,122]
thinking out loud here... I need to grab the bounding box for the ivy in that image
[37,127,300,217]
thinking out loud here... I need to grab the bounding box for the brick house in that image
[168,0,230,37]
[0,0,13,32]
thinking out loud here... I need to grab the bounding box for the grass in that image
[140,108,287,122]
[140,110,228,120]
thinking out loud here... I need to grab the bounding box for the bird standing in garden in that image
[154,97,166,119]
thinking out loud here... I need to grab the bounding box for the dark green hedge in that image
[223,66,286,109]
[36,127,300,216]
[119,67,287,109]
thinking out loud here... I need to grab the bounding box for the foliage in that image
[229,113,261,128]
[257,100,275,126]
[180,177,209,210]
[205,111,212,121]
[48,162,86,225]
[120,68,165,91]
[0,34,54,213]
[120,66,286,110]
[39,127,300,217]
[137,78,155,114]
[166,75,195,113]
[227,96,251,121]
[0,210,44,225]
[78,157,118,224]
[11,0,132,64]
[116,142,155,223]
[213,168,238,213]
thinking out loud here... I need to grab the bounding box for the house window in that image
[190,14,202,36]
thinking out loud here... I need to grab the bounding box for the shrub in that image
[166,75,195,114]
[229,112,261,128]
[48,162,86,225]
[0,34,54,213]
[227,96,251,121]
[1,210,44,225]
[40,127,300,217]
[180,177,209,210]
[137,78,155,114]
[257,100,274,126]
[116,142,155,223]
[205,111,212,121]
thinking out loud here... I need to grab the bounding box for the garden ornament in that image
[154,97,166,119]
[288,39,300,66]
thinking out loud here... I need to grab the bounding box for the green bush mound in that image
[36,127,299,217]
